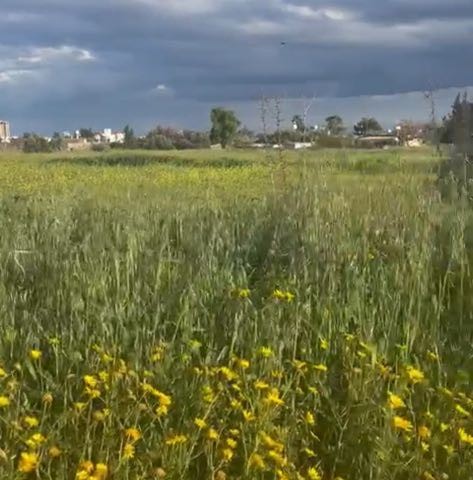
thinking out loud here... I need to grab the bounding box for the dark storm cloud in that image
[1,0,472,133]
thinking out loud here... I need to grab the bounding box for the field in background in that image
[0,147,472,479]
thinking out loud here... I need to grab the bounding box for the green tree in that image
[22,133,51,153]
[325,115,344,135]
[210,108,240,148]
[292,115,306,133]
[123,125,136,148]
[79,128,94,139]
[50,132,64,151]
[353,118,383,136]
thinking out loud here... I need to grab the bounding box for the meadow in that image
[0,147,472,480]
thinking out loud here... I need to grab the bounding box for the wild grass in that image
[0,147,472,479]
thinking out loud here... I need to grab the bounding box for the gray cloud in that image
[1,0,472,134]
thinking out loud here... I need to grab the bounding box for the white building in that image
[0,120,11,142]
[94,129,125,144]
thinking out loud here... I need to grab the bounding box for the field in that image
[0,147,472,480]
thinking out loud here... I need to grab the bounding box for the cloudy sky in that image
[1,0,473,134]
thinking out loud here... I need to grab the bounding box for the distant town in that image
[1,94,466,153]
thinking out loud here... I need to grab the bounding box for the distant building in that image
[0,120,11,142]
[93,129,125,144]
[66,138,92,152]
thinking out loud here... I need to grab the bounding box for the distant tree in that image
[210,108,240,148]
[325,115,344,135]
[440,93,473,151]
[79,128,94,140]
[292,115,306,133]
[22,133,51,153]
[50,132,64,151]
[123,125,136,148]
[353,117,383,136]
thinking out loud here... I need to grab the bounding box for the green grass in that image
[0,147,472,479]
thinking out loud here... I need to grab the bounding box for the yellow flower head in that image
[264,388,285,407]
[314,364,328,373]
[455,404,470,417]
[42,392,53,405]
[49,446,62,458]
[23,416,39,428]
[248,453,266,470]
[125,427,141,442]
[0,396,10,408]
[26,432,47,448]
[307,466,322,480]
[258,346,274,358]
[29,350,42,361]
[254,380,270,390]
[207,428,219,441]
[418,426,431,439]
[221,448,234,462]
[393,416,413,432]
[305,411,316,425]
[18,452,38,473]
[165,434,188,446]
[194,417,207,429]
[83,375,98,388]
[123,443,135,460]
[458,428,473,446]
[95,463,109,479]
[406,366,425,384]
[226,438,237,449]
[388,393,406,410]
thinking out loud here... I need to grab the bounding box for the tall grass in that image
[0,149,472,479]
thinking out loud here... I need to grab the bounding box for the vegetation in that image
[210,108,241,148]
[0,147,472,480]
[353,117,383,136]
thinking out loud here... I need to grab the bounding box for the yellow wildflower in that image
[248,452,266,470]
[95,463,108,479]
[260,433,284,452]
[207,428,219,441]
[320,338,329,350]
[42,393,53,405]
[440,423,449,432]
[406,366,424,384]
[304,448,316,458]
[18,452,38,473]
[267,450,287,467]
[258,347,274,358]
[393,416,413,432]
[226,438,237,449]
[423,472,436,480]
[221,448,234,462]
[236,358,250,370]
[23,416,39,428]
[29,350,42,361]
[219,366,238,382]
[26,433,46,448]
[125,427,141,442]
[264,388,285,407]
[83,375,98,388]
[194,417,207,429]
[254,380,270,390]
[0,367,6,377]
[0,396,10,408]
[49,446,62,458]
[388,393,406,410]
[243,409,256,422]
[307,466,322,480]
[418,426,431,439]
[314,364,328,372]
[305,411,315,425]
[74,402,87,412]
[229,429,240,438]
[458,428,473,446]
[455,404,470,417]
[123,443,135,460]
[165,434,188,446]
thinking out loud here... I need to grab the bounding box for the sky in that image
[1,0,473,135]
